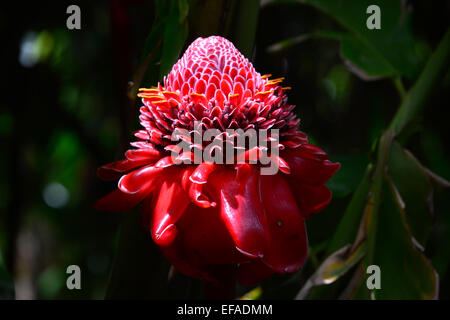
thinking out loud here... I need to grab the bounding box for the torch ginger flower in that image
[95,36,340,286]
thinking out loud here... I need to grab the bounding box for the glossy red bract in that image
[95,36,340,285]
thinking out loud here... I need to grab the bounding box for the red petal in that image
[181,166,195,192]
[271,155,291,174]
[289,180,332,219]
[118,165,164,194]
[282,149,340,185]
[134,130,150,140]
[189,162,216,184]
[215,90,226,108]
[190,93,208,107]
[260,174,308,273]
[194,79,206,94]
[97,159,149,181]
[186,163,221,208]
[125,148,161,162]
[206,83,217,100]
[175,204,245,266]
[209,168,269,258]
[237,259,274,286]
[220,79,232,97]
[150,175,190,246]
[188,181,216,208]
[154,156,176,168]
[296,144,329,160]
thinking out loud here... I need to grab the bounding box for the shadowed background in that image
[1,0,450,299]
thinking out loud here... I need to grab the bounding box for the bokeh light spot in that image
[43,182,69,209]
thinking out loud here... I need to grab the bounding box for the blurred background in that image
[1,0,449,299]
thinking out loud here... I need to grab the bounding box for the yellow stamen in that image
[137,93,165,99]
[152,100,169,105]
[189,93,207,99]
[161,90,178,95]
[138,87,159,92]
[267,77,285,84]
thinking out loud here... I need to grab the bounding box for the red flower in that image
[95,36,340,285]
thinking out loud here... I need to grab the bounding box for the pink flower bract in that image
[95,36,340,285]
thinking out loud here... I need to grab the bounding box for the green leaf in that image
[336,33,397,80]
[178,0,189,23]
[326,165,372,255]
[266,0,426,80]
[239,286,262,300]
[302,27,450,300]
[356,177,438,299]
[297,242,366,299]
[326,153,368,199]
[388,141,433,247]
[319,30,397,80]
[127,18,165,102]
[268,31,396,79]
[305,166,372,299]
[129,0,190,101]
[321,65,353,108]
[160,5,189,78]
[304,0,424,79]
[430,185,450,280]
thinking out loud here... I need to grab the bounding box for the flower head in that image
[95,36,340,285]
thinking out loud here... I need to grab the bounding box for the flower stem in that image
[389,28,450,135]
[392,76,406,100]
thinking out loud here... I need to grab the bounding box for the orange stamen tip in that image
[162,91,178,95]
[267,77,285,84]
[147,94,162,97]
[189,93,207,98]
[256,90,273,95]
[152,100,169,104]
[138,88,159,92]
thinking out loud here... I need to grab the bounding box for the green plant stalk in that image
[390,28,450,135]
[392,77,406,100]
[365,130,395,266]
[325,165,372,255]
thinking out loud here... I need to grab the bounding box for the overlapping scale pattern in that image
[136,36,306,150]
